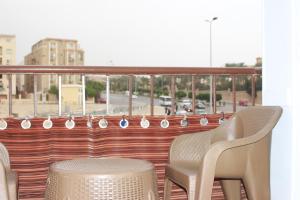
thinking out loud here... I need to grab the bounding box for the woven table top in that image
[50,157,154,175]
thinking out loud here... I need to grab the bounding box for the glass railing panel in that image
[175,75,192,116]
[61,74,83,116]
[216,75,233,113]
[153,75,171,115]
[11,74,34,118]
[132,75,151,116]
[194,75,210,114]
[109,75,129,116]
[85,75,107,116]
[0,74,10,118]
[36,74,59,117]
[235,75,252,111]
[255,75,262,105]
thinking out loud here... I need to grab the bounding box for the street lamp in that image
[205,17,218,113]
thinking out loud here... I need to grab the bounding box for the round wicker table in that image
[45,157,159,200]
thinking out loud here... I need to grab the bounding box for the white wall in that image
[263,0,300,199]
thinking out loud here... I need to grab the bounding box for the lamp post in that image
[205,17,218,113]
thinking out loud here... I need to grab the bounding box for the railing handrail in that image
[0,65,262,75]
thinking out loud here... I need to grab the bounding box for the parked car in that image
[239,99,248,106]
[180,99,192,107]
[195,101,206,114]
[95,97,106,104]
[125,90,138,99]
[159,96,172,107]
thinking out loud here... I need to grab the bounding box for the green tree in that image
[225,62,245,67]
[85,80,105,101]
[48,85,58,97]
[196,93,222,102]
[175,90,187,99]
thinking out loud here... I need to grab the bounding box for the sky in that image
[0,0,262,67]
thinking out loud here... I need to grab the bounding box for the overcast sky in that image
[1,0,262,67]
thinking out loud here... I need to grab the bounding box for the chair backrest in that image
[236,106,282,137]
[211,106,282,143]
[0,143,10,170]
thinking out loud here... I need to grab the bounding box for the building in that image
[255,57,262,67]
[0,34,16,99]
[24,38,84,93]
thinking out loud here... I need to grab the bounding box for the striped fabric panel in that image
[0,114,247,200]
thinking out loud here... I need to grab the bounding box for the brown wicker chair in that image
[0,143,18,200]
[164,106,282,200]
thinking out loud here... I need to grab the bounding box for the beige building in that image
[24,38,84,93]
[0,34,16,99]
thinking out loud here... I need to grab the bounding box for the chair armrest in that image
[0,160,9,200]
[0,143,10,169]
[169,131,212,162]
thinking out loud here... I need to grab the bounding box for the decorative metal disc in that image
[99,118,108,129]
[160,119,169,128]
[180,119,189,127]
[65,119,75,129]
[0,119,7,130]
[119,119,129,129]
[200,117,208,126]
[140,118,150,128]
[43,119,53,129]
[87,114,94,129]
[21,119,31,129]
[87,120,93,128]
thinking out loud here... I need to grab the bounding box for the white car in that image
[180,99,192,107]
[159,96,172,107]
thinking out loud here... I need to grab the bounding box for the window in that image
[6,49,13,55]
[0,46,2,55]
[68,53,75,63]
[67,42,74,49]
[50,42,56,49]
[0,57,2,65]
[78,52,83,61]
[50,53,56,62]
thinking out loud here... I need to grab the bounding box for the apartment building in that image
[24,38,84,93]
[0,34,16,99]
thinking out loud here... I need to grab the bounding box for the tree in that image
[176,90,187,99]
[48,85,58,97]
[196,93,222,102]
[85,80,105,101]
[225,62,245,67]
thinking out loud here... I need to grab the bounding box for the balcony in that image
[0,65,261,200]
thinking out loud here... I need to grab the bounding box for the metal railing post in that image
[192,75,196,114]
[8,74,12,116]
[171,76,176,115]
[212,75,216,113]
[251,74,257,106]
[232,75,236,112]
[106,75,110,115]
[128,75,133,116]
[33,75,37,117]
[58,75,62,116]
[82,75,86,115]
[150,75,154,116]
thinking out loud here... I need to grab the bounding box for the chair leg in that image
[187,188,196,200]
[221,180,241,200]
[243,168,270,200]
[163,177,173,200]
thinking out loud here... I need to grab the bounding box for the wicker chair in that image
[164,106,282,200]
[0,143,18,200]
